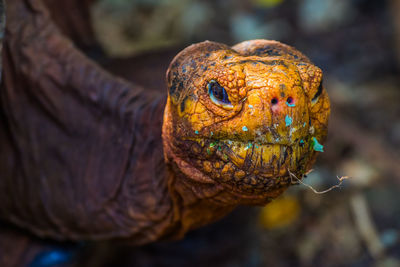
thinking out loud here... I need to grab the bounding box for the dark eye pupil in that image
[212,84,224,99]
[208,81,231,105]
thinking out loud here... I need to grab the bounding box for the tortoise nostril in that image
[271,98,278,105]
[287,97,293,104]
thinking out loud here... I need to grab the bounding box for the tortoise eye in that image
[207,80,233,108]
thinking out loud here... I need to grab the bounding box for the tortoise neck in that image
[164,162,236,239]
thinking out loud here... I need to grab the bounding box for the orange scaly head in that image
[163,40,330,205]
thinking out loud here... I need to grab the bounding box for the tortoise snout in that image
[264,84,303,115]
[240,84,310,144]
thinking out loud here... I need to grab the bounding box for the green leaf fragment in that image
[312,137,324,152]
[244,143,252,150]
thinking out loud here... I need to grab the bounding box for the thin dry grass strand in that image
[288,169,350,194]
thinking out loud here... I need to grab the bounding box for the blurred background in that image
[83,0,400,266]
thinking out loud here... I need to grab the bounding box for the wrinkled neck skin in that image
[164,164,237,239]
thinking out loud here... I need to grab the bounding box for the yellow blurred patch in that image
[252,0,284,8]
[259,195,300,229]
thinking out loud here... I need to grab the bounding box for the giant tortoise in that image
[0,0,330,266]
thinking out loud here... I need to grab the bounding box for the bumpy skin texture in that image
[0,0,329,255]
[163,40,330,210]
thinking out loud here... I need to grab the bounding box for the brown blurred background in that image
[76,0,400,266]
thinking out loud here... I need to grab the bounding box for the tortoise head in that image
[162,40,330,205]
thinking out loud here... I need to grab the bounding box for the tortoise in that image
[0,0,330,265]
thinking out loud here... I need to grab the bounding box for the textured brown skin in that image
[0,0,329,264]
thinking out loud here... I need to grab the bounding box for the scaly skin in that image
[163,40,330,224]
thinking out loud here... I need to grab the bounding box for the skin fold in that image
[0,2,329,260]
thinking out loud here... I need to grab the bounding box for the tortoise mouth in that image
[177,137,313,195]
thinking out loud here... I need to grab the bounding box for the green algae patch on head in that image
[285,115,293,127]
[209,142,217,148]
[312,137,324,152]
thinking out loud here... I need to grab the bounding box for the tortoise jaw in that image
[170,136,313,196]
[208,141,310,194]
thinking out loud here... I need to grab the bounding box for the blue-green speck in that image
[195,130,199,134]
[286,102,296,107]
[285,115,293,126]
[300,139,305,145]
[242,126,248,132]
[312,137,324,152]
[248,104,254,109]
